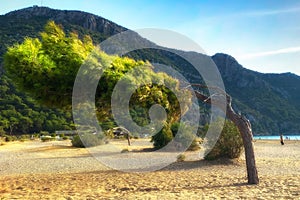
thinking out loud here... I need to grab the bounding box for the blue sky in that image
[1,0,300,75]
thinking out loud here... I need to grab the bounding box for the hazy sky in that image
[1,0,300,75]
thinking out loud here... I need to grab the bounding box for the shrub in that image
[187,138,201,151]
[151,124,173,149]
[41,136,56,142]
[104,129,114,139]
[62,136,69,140]
[71,133,105,148]
[177,154,186,162]
[121,148,129,153]
[152,122,200,150]
[5,135,18,142]
[19,134,31,141]
[71,135,84,148]
[204,120,243,160]
[39,131,49,136]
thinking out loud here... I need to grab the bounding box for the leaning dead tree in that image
[191,84,259,184]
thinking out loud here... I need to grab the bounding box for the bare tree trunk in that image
[192,84,259,184]
[226,103,259,184]
[126,133,131,146]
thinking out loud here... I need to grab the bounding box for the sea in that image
[253,135,300,140]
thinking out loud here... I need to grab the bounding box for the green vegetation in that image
[0,75,73,135]
[204,120,244,160]
[121,148,129,153]
[151,122,200,150]
[151,123,173,149]
[40,136,56,142]
[4,21,94,108]
[71,134,103,148]
[4,21,191,148]
[176,154,186,162]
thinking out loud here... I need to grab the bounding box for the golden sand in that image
[0,139,299,199]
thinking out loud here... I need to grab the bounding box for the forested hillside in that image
[1,6,300,135]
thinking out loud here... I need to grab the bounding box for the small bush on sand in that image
[177,154,186,162]
[121,148,129,153]
[187,138,202,151]
[19,134,31,141]
[41,136,56,142]
[204,120,243,160]
[62,136,69,140]
[151,124,173,149]
[71,135,84,148]
[71,133,105,148]
[5,135,18,142]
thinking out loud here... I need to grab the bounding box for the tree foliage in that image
[4,21,191,147]
[4,21,94,107]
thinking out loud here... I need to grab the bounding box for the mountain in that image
[212,54,300,134]
[0,6,300,135]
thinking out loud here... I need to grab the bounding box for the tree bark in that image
[191,84,259,184]
[226,102,259,184]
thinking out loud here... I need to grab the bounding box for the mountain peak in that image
[4,6,127,35]
[212,53,244,76]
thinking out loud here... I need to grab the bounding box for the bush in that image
[41,136,56,142]
[121,148,129,153]
[151,124,173,149]
[177,154,186,162]
[204,120,243,160]
[187,138,202,151]
[71,133,105,148]
[5,135,18,142]
[19,134,31,141]
[39,131,49,136]
[62,136,69,140]
[104,129,114,139]
[152,122,200,150]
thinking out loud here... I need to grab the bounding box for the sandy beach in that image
[0,139,299,199]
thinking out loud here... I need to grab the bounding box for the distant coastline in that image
[254,135,300,140]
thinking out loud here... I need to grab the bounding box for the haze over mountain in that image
[1,6,299,135]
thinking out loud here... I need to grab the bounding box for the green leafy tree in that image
[4,21,192,147]
[4,21,94,108]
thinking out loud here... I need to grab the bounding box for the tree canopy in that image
[4,21,94,107]
[4,21,192,146]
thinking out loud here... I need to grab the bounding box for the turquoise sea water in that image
[253,135,300,140]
